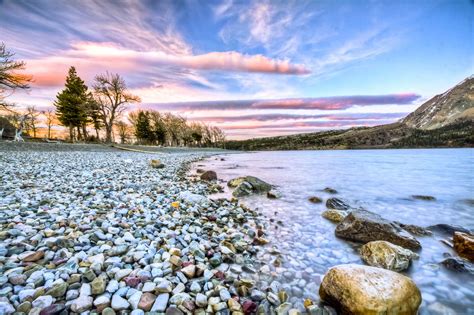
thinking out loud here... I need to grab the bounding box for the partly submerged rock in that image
[322,210,347,223]
[229,176,272,197]
[323,187,338,194]
[200,170,217,181]
[360,241,418,272]
[308,196,322,203]
[428,224,473,237]
[319,264,421,315]
[411,195,436,201]
[396,222,432,236]
[453,232,474,262]
[335,210,421,250]
[326,198,351,211]
[440,256,474,274]
[267,190,280,199]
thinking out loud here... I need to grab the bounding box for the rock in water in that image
[428,224,473,236]
[326,198,351,210]
[323,187,338,194]
[453,232,474,262]
[322,210,347,223]
[200,170,217,181]
[229,176,272,197]
[308,196,322,203]
[319,264,421,315]
[360,241,417,272]
[440,256,474,274]
[335,210,421,250]
[411,195,436,201]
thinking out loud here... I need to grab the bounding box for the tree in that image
[54,66,89,141]
[0,43,31,110]
[25,106,40,138]
[149,111,166,145]
[116,121,130,144]
[43,109,56,139]
[134,111,152,144]
[93,72,140,143]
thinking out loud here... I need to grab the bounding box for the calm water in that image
[196,149,474,314]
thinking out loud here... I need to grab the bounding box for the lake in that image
[196,148,474,314]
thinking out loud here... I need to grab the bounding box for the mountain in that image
[403,76,474,129]
[226,77,474,150]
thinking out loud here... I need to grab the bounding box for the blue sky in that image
[1,0,472,138]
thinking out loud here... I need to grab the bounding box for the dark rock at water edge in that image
[200,170,217,181]
[428,224,473,236]
[411,195,436,201]
[326,198,352,211]
[323,187,338,194]
[335,210,422,250]
[396,222,433,236]
[440,256,474,275]
[228,176,272,197]
[308,196,323,203]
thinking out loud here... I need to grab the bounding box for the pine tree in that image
[134,111,152,144]
[54,66,89,141]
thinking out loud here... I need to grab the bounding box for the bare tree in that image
[25,106,40,138]
[0,43,31,110]
[43,109,56,139]
[93,72,140,143]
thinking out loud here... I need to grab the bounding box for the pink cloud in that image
[23,41,310,87]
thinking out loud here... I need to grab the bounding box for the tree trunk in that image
[95,127,99,140]
[69,126,74,142]
[48,126,51,139]
[82,124,88,141]
[105,124,113,143]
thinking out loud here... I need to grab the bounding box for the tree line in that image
[0,42,225,146]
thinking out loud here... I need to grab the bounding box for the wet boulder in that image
[360,241,418,272]
[319,264,421,315]
[335,210,422,250]
[322,210,348,223]
[326,198,351,210]
[396,223,432,236]
[229,176,272,197]
[453,232,474,262]
[200,170,217,181]
[323,187,338,194]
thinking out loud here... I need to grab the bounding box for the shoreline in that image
[1,144,313,314]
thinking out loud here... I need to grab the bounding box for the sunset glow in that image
[1,0,472,139]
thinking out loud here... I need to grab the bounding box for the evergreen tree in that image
[54,67,89,141]
[134,111,152,144]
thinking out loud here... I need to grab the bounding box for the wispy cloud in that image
[145,94,420,111]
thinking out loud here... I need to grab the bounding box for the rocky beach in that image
[0,143,286,315]
[1,144,473,315]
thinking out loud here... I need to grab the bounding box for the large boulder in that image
[335,210,421,250]
[319,264,421,315]
[360,241,418,272]
[428,224,473,237]
[228,176,272,197]
[453,232,474,262]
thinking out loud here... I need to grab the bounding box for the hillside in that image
[403,76,474,129]
[226,77,474,150]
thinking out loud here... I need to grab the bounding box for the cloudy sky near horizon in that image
[1,0,472,139]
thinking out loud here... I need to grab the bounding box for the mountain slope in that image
[226,77,474,150]
[402,76,474,129]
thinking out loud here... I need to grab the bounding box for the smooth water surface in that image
[197,149,474,314]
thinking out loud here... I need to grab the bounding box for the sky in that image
[1,0,472,139]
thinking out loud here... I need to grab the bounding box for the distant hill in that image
[403,76,474,129]
[226,77,474,150]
